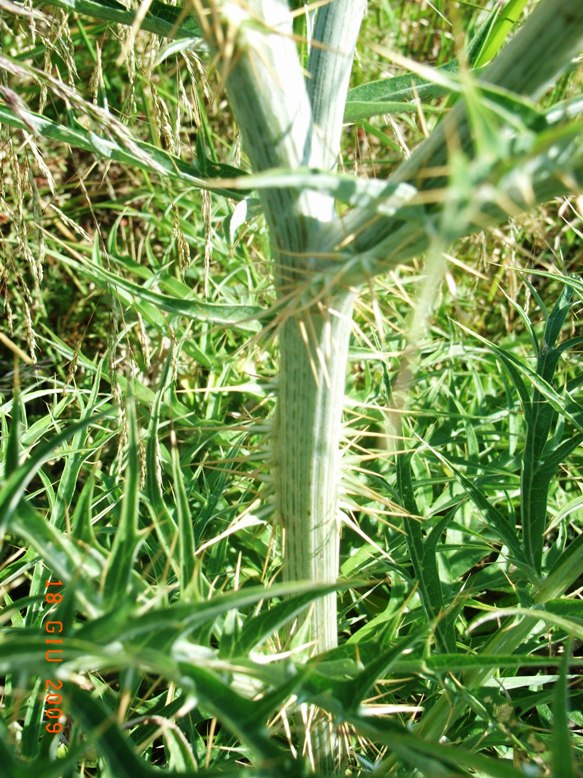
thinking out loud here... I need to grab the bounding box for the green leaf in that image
[457,323,583,432]
[537,533,583,604]
[48,245,264,330]
[0,103,246,199]
[233,584,345,655]
[143,353,180,578]
[552,639,577,778]
[391,653,583,675]
[338,629,424,710]
[469,607,583,642]
[425,444,526,565]
[63,682,180,778]
[395,454,456,652]
[345,98,443,122]
[0,723,19,777]
[4,504,105,615]
[102,401,145,607]
[172,659,289,765]
[74,581,343,646]
[0,410,113,534]
[5,390,22,477]
[171,436,197,591]
[343,1,534,125]
[49,362,105,529]
[344,61,544,125]
[472,0,531,68]
[223,167,421,218]
[43,0,201,40]
[345,59,463,122]
[346,714,528,778]
[544,282,573,342]
[71,471,100,547]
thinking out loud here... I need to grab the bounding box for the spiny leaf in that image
[347,714,533,778]
[64,682,190,778]
[5,504,105,615]
[48,247,264,330]
[144,353,180,578]
[171,437,197,591]
[233,584,347,655]
[457,323,583,432]
[172,659,289,765]
[395,454,456,652]
[0,102,246,199]
[74,581,348,646]
[49,361,104,530]
[424,443,526,565]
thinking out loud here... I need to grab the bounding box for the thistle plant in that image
[1,0,583,775]
[186,0,583,654]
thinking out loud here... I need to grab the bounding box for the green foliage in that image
[1,0,582,776]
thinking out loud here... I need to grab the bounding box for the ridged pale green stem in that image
[193,0,364,659]
[277,292,355,652]
[307,0,367,171]
[210,0,332,255]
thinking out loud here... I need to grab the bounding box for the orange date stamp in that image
[43,578,64,734]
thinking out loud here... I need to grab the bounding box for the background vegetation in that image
[0,0,582,776]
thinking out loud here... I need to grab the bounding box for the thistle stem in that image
[277,292,355,652]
